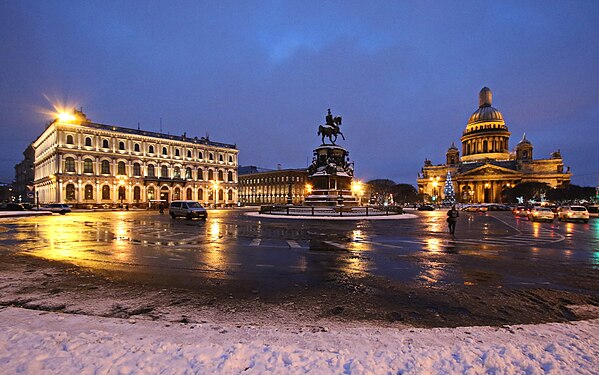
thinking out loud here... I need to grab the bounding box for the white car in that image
[43,203,71,215]
[557,206,589,223]
[169,200,207,220]
[527,207,554,222]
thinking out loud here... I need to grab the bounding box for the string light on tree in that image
[443,170,456,204]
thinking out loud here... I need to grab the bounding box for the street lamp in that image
[305,183,313,195]
[351,180,364,205]
[211,181,220,207]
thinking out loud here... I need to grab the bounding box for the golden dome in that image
[467,87,504,125]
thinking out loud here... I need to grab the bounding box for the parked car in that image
[557,206,589,223]
[417,205,435,211]
[587,205,598,218]
[43,203,71,215]
[513,206,530,217]
[169,200,208,220]
[527,207,555,222]
[0,203,25,211]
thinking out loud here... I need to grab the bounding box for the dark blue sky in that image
[1,1,598,186]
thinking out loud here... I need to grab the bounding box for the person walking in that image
[447,205,459,236]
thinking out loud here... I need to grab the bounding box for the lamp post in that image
[351,180,364,206]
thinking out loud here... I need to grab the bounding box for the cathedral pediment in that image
[460,163,520,177]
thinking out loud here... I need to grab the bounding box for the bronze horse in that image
[318,116,345,145]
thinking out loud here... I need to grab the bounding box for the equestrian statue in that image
[318,108,345,145]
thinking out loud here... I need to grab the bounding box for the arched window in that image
[197,168,203,180]
[66,135,74,145]
[133,163,141,176]
[65,157,75,172]
[117,161,126,175]
[175,149,180,157]
[185,167,192,179]
[483,140,488,153]
[228,155,233,163]
[218,170,224,181]
[198,188,203,200]
[219,154,223,162]
[198,151,204,160]
[186,188,192,200]
[147,164,155,177]
[147,187,155,200]
[208,169,214,180]
[84,185,93,200]
[227,190,233,201]
[83,158,94,173]
[161,165,168,178]
[102,185,110,200]
[187,150,192,158]
[218,189,224,201]
[148,145,155,154]
[209,153,214,161]
[101,160,110,174]
[228,171,234,182]
[134,143,140,152]
[119,141,125,150]
[162,147,168,155]
[65,184,76,201]
[134,186,141,201]
[102,139,109,149]
[118,186,126,200]
[173,187,181,200]
[173,167,181,179]
[85,137,92,147]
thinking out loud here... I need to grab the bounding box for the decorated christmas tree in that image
[443,170,456,205]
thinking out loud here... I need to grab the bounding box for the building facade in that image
[14,143,35,203]
[238,167,309,205]
[33,110,238,207]
[417,87,571,203]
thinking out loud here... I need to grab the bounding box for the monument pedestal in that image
[305,145,358,207]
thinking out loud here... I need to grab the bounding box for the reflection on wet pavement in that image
[1,210,598,292]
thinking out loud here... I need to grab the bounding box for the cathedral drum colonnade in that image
[417,87,571,204]
[32,110,239,207]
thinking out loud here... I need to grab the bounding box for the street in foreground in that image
[0,209,598,372]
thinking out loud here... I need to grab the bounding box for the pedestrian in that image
[447,204,459,236]
[159,202,164,214]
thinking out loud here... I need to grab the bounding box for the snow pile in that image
[0,307,597,374]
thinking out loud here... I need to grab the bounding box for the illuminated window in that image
[65,184,76,200]
[147,187,155,200]
[66,135,74,145]
[198,188,203,200]
[85,137,92,147]
[174,167,181,179]
[84,185,93,200]
[118,186,126,200]
[218,170,224,181]
[173,187,181,200]
[65,157,75,172]
[227,190,233,201]
[186,188,192,200]
[102,185,111,200]
[185,167,192,179]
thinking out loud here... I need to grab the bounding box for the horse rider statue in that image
[318,109,345,145]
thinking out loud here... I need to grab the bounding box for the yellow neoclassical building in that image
[417,87,571,203]
[33,110,238,207]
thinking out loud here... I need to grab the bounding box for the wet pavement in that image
[1,209,597,291]
[1,209,598,327]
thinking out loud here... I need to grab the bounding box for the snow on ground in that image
[0,307,597,374]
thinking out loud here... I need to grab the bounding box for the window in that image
[209,153,214,161]
[218,189,224,201]
[83,158,94,173]
[66,135,74,145]
[134,143,140,152]
[228,171,234,182]
[118,186,126,200]
[117,161,126,175]
[66,184,76,200]
[228,155,233,163]
[85,137,92,147]
[119,141,125,150]
[187,150,192,158]
[218,170,224,181]
[65,157,75,172]
[185,167,192,179]
[161,165,168,178]
[102,186,110,199]
[198,188,203,200]
[172,166,180,178]
[147,164,155,177]
[149,145,155,154]
[208,169,214,180]
[197,168,203,180]
[198,151,204,159]
[219,154,223,162]
[147,187,155,200]
[162,147,168,155]
[227,190,233,201]
[134,186,141,201]
[173,187,181,201]
[186,188,192,200]
[133,163,141,176]
[102,139,109,149]
[101,160,110,174]
[84,185,93,200]
[175,149,180,157]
